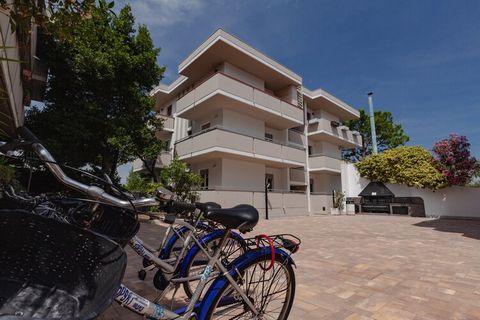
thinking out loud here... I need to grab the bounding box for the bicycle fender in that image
[196,247,295,320]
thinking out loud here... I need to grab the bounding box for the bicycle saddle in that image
[195,201,221,213]
[205,204,259,233]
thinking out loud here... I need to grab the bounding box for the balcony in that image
[309,155,341,173]
[175,126,305,167]
[290,168,307,185]
[157,114,174,131]
[132,151,172,172]
[308,118,362,148]
[176,72,303,129]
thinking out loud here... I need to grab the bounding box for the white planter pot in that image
[330,208,340,215]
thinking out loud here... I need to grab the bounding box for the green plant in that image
[160,158,202,203]
[124,169,161,195]
[355,146,447,190]
[333,190,345,211]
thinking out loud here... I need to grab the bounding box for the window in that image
[187,129,192,136]
[307,112,311,120]
[265,174,274,191]
[201,122,211,131]
[166,105,172,116]
[310,179,314,193]
[164,140,170,150]
[200,169,209,189]
[265,133,273,142]
[308,146,312,156]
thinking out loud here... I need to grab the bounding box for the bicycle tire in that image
[203,251,295,320]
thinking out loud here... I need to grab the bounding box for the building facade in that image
[134,29,362,217]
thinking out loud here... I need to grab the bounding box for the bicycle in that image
[0,127,300,319]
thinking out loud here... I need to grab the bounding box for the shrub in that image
[355,146,447,190]
[433,134,478,186]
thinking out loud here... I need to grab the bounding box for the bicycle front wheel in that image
[205,252,296,320]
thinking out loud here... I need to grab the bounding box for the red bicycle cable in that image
[256,234,275,271]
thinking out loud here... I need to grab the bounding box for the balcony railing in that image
[157,114,174,131]
[290,168,306,184]
[176,72,304,124]
[175,126,306,166]
[308,118,362,147]
[132,151,172,172]
[309,154,341,172]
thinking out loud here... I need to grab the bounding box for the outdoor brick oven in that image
[347,182,426,217]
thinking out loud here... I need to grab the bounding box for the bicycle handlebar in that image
[15,126,160,209]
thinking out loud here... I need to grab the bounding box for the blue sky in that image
[117,0,480,180]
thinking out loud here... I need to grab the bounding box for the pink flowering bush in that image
[432,134,479,186]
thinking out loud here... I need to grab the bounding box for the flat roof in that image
[303,87,359,120]
[178,29,302,90]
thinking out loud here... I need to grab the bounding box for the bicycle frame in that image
[115,229,260,320]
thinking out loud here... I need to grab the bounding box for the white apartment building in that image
[134,29,362,217]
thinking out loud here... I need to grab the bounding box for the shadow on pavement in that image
[414,218,480,240]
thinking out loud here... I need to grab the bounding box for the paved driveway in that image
[100,215,480,319]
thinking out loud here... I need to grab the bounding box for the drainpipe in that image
[304,100,311,214]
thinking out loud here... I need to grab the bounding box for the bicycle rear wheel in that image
[183,232,245,298]
[205,252,295,320]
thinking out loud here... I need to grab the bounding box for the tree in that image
[124,169,161,195]
[0,0,96,36]
[25,1,164,180]
[355,146,447,190]
[343,110,409,162]
[160,158,202,202]
[432,134,478,186]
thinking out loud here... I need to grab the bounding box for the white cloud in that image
[125,0,211,29]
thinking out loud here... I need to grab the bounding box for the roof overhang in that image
[303,87,359,121]
[178,29,302,91]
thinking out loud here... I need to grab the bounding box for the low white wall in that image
[198,190,308,218]
[341,163,480,218]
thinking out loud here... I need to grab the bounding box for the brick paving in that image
[100,215,480,319]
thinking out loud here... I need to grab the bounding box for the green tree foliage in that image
[160,158,202,202]
[0,0,96,36]
[355,146,447,190]
[124,169,161,195]
[25,1,165,180]
[343,110,409,162]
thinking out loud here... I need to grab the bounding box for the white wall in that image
[190,159,222,188]
[342,162,480,218]
[221,158,265,191]
[310,172,341,193]
[222,109,264,139]
[310,141,340,158]
[275,85,298,106]
[192,109,223,133]
[218,62,265,90]
[265,126,288,144]
[265,167,288,190]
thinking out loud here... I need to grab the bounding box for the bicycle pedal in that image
[138,269,147,281]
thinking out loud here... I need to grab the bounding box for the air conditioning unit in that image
[330,121,340,127]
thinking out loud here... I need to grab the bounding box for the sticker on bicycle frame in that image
[149,304,165,320]
[131,239,147,257]
[201,265,212,281]
[116,285,149,313]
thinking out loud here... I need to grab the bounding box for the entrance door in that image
[265,174,274,191]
